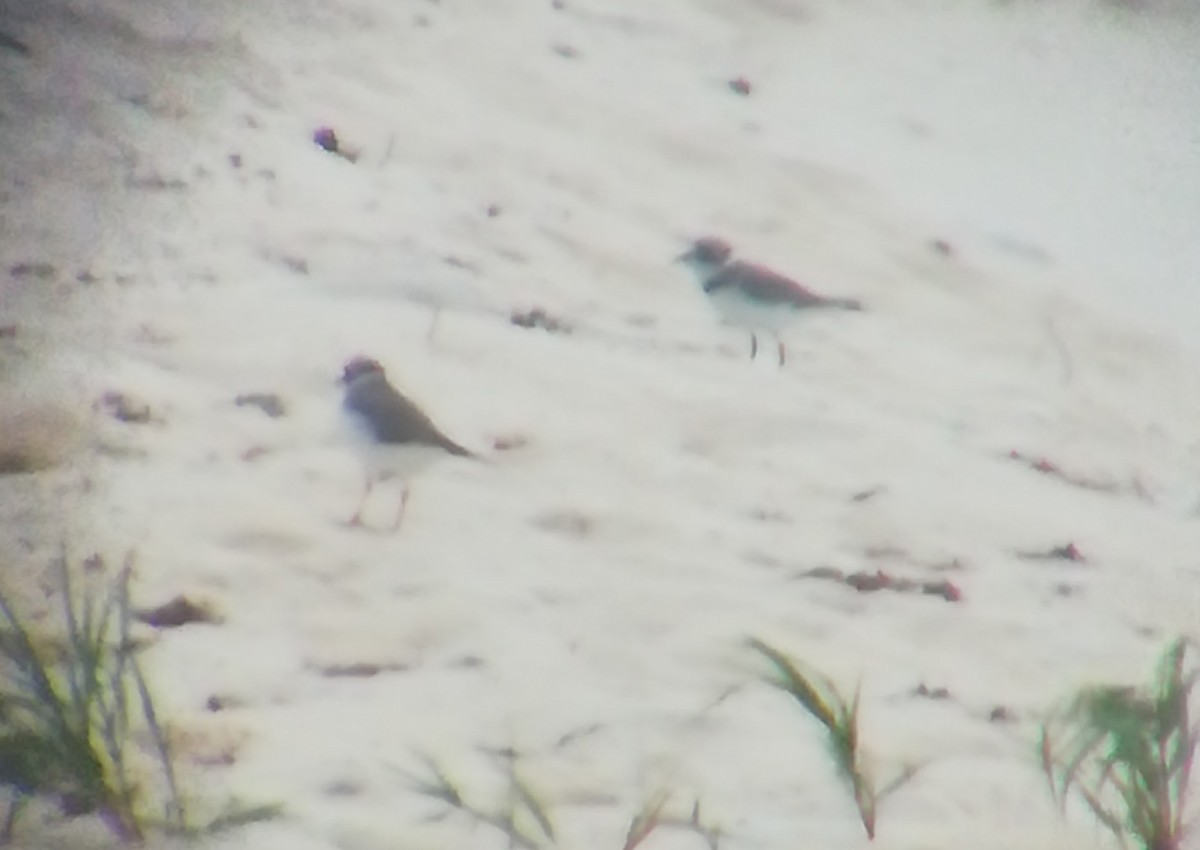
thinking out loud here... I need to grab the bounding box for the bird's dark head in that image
[676,236,734,287]
[340,356,386,386]
[676,236,734,267]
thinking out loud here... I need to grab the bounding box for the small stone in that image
[451,655,486,669]
[313,126,340,153]
[728,77,752,96]
[9,261,56,279]
[314,661,409,678]
[800,565,845,581]
[98,391,153,424]
[850,486,885,502]
[442,254,479,272]
[491,433,529,452]
[1053,542,1085,562]
[533,509,593,537]
[923,579,962,602]
[324,779,365,797]
[126,173,188,191]
[234,392,287,418]
[0,31,31,56]
[510,306,572,334]
[136,595,220,628]
[989,705,1015,723]
[1017,542,1088,564]
[282,255,309,275]
[240,445,271,462]
[914,683,952,700]
[846,570,892,592]
[310,126,361,161]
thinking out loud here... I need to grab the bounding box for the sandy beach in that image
[2,0,1199,847]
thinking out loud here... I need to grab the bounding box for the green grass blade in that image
[512,772,555,843]
[1041,637,1198,850]
[747,637,841,733]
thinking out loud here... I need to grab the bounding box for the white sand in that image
[3,0,1200,848]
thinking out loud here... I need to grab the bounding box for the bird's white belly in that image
[706,288,799,333]
[364,443,447,481]
[342,409,445,481]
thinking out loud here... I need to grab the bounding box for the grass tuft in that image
[399,751,555,850]
[622,788,721,850]
[747,637,919,840]
[1040,637,1198,850]
[621,785,672,850]
[0,552,184,843]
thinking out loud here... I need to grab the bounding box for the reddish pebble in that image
[313,126,340,153]
[989,706,1014,723]
[847,570,892,592]
[728,77,752,96]
[931,238,954,257]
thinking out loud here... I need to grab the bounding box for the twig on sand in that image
[1007,450,1115,493]
[379,132,397,168]
[427,306,441,344]
[1009,449,1158,505]
[398,751,555,849]
[1045,315,1073,386]
[622,790,722,850]
[0,31,30,56]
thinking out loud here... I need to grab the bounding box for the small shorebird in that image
[675,236,863,365]
[339,356,474,530]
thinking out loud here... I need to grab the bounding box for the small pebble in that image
[728,77,752,96]
[313,126,340,153]
[235,392,287,418]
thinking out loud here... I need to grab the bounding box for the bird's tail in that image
[823,296,864,311]
[445,439,477,459]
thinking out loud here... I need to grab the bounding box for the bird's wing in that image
[706,261,827,307]
[345,376,473,456]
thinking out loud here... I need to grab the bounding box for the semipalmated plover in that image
[339,356,474,529]
[676,236,863,365]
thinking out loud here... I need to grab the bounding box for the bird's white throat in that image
[678,255,727,289]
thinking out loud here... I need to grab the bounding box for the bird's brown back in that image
[706,260,862,311]
[705,260,824,305]
[344,373,473,457]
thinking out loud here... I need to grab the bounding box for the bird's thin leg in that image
[750,332,758,360]
[348,478,374,526]
[427,307,441,345]
[777,336,787,366]
[392,484,411,531]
